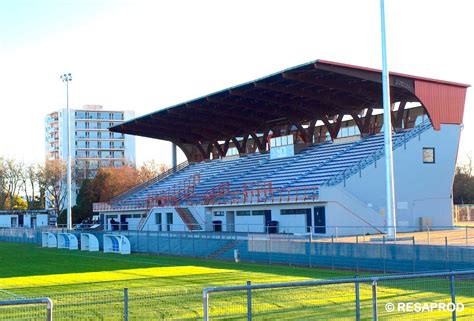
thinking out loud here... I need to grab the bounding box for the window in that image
[281,208,311,215]
[423,147,435,164]
[270,134,294,148]
[252,210,270,216]
[226,147,239,156]
[236,210,251,216]
[213,211,224,216]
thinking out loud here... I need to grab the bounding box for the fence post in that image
[288,233,291,266]
[331,235,335,270]
[309,227,312,268]
[136,229,139,252]
[450,274,457,321]
[372,280,378,321]
[427,227,430,245]
[146,226,150,254]
[466,226,468,247]
[382,236,386,274]
[355,275,361,321]
[157,226,160,253]
[356,235,359,273]
[412,237,416,273]
[168,230,171,255]
[179,229,183,256]
[203,289,209,321]
[445,237,449,271]
[247,281,252,321]
[124,288,129,321]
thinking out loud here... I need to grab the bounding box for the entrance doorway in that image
[226,211,235,232]
[31,217,37,228]
[313,206,326,234]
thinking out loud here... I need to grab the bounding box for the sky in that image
[0,0,473,167]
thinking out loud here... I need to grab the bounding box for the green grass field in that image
[0,242,472,320]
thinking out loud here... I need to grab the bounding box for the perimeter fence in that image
[204,270,474,320]
[1,271,473,320]
[1,225,474,273]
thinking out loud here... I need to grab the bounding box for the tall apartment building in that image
[45,105,136,206]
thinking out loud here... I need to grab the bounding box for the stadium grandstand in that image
[93,59,469,236]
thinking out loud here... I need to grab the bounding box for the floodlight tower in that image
[60,73,73,230]
[379,0,397,239]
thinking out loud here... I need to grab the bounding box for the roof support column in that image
[171,143,177,171]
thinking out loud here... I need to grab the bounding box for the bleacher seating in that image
[111,123,432,209]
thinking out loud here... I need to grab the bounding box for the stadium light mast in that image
[379,0,397,239]
[60,73,73,230]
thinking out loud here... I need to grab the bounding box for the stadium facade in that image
[45,105,136,206]
[93,60,469,236]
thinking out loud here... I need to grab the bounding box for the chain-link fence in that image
[0,298,52,321]
[1,225,474,273]
[2,271,472,320]
[204,270,474,320]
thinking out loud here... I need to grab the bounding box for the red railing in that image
[202,182,231,205]
[206,184,319,206]
[94,182,319,212]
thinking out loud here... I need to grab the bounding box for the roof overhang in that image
[111,59,470,143]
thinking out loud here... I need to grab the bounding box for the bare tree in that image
[453,153,474,204]
[138,160,169,184]
[21,163,42,210]
[39,160,67,216]
[2,158,24,210]
[0,157,6,209]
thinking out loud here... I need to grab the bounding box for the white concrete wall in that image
[0,216,11,227]
[344,124,460,228]
[36,214,49,227]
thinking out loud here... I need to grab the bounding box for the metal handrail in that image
[204,269,473,293]
[0,298,53,321]
[326,119,432,186]
[111,160,189,202]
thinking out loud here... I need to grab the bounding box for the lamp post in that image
[379,0,397,239]
[60,73,73,230]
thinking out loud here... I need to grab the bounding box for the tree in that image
[5,195,28,210]
[74,179,100,223]
[39,159,67,216]
[92,166,139,202]
[21,163,43,210]
[138,160,169,184]
[453,155,474,204]
[0,157,5,209]
[0,158,24,210]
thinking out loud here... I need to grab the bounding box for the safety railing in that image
[0,298,53,321]
[111,160,189,202]
[93,184,319,211]
[326,119,432,186]
[203,269,474,321]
